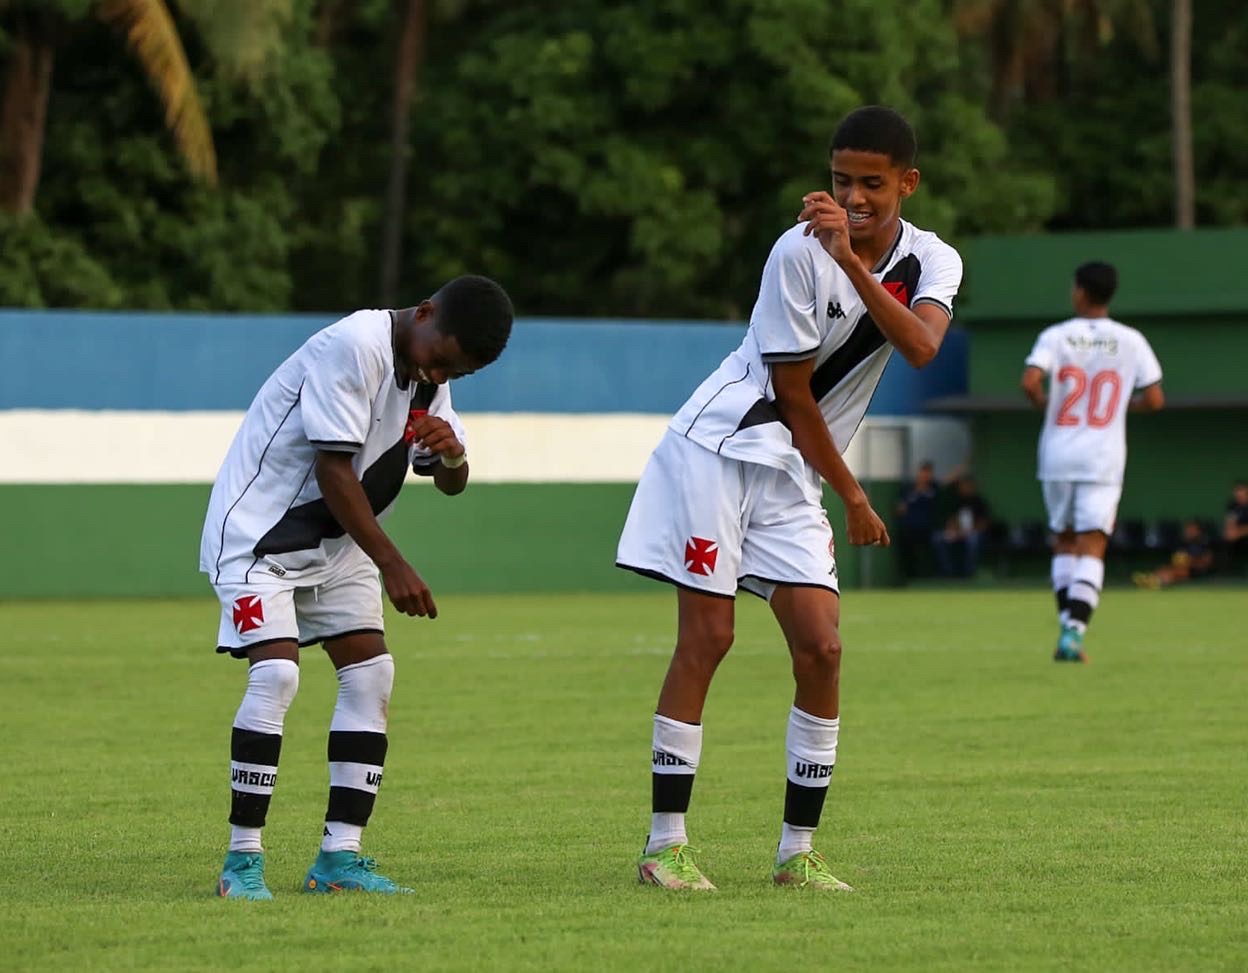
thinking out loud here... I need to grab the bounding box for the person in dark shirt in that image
[933,474,991,578]
[1133,519,1215,589]
[895,460,939,578]
[1223,480,1248,571]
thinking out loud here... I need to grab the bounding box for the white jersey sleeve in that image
[910,240,963,318]
[409,384,468,471]
[302,327,384,453]
[1024,326,1060,373]
[1131,331,1163,388]
[751,230,823,361]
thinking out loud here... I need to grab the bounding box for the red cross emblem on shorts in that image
[684,537,719,576]
[884,281,910,306]
[232,595,265,634]
[404,408,428,445]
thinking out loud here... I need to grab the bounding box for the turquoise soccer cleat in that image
[1053,625,1088,663]
[302,850,413,894]
[216,851,274,900]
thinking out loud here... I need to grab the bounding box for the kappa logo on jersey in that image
[232,595,265,634]
[403,408,429,445]
[684,537,719,576]
[826,300,846,319]
[884,281,910,306]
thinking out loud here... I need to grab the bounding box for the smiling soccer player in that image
[617,106,963,890]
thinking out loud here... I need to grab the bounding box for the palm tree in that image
[954,0,1157,120]
[1170,0,1194,228]
[0,0,287,217]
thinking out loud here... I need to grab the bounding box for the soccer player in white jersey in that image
[1021,261,1164,663]
[617,106,963,891]
[200,275,513,899]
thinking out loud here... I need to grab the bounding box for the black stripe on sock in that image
[652,773,695,813]
[1068,599,1094,625]
[1056,586,1070,615]
[327,730,388,766]
[232,727,282,765]
[784,778,831,829]
[326,787,377,827]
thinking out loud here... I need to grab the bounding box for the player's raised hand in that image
[845,498,891,547]
[799,191,854,264]
[406,415,465,462]
[381,558,439,619]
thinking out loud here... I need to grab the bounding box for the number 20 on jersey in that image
[1055,366,1122,428]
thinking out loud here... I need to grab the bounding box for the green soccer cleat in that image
[302,851,413,894]
[773,850,854,891]
[216,851,274,900]
[1053,625,1088,663]
[637,844,717,890]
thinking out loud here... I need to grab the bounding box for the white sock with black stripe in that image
[322,654,394,854]
[228,659,300,853]
[1067,556,1104,635]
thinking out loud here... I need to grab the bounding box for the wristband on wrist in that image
[440,451,467,469]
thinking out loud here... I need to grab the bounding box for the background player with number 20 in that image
[617,106,963,891]
[1021,261,1164,662]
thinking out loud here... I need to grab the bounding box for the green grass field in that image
[3,589,1245,971]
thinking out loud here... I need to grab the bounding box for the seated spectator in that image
[933,474,991,578]
[1223,480,1248,571]
[1133,519,1215,589]
[895,460,939,579]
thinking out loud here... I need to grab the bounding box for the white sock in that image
[1068,555,1104,634]
[1052,553,1076,624]
[229,826,264,854]
[647,714,702,854]
[778,706,839,863]
[778,822,814,862]
[321,822,364,854]
[322,654,394,854]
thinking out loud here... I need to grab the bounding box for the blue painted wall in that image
[0,310,965,414]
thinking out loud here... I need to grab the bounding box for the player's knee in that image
[675,621,734,668]
[250,657,300,708]
[791,631,842,674]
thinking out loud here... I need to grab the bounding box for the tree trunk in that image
[379,0,427,306]
[0,12,56,218]
[1170,0,1194,229]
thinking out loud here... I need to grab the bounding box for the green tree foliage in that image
[2,0,1240,315]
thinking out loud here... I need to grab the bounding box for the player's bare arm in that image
[314,449,438,618]
[1128,382,1165,413]
[799,191,948,368]
[771,360,890,546]
[1021,365,1048,408]
[408,415,470,496]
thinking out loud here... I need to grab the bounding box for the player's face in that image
[410,331,479,385]
[830,150,918,244]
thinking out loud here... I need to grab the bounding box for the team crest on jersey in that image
[403,408,429,445]
[884,281,910,306]
[684,537,719,576]
[232,595,265,634]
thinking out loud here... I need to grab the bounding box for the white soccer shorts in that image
[1042,480,1123,535]
[212,543,384,658]
[616,429,838,600]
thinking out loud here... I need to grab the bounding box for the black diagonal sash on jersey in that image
[735,253,922,433]
[252,381,439,557]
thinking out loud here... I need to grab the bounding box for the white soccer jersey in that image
[200,309,466,586]
[1026,317,1162,484]
[670,219,962,484]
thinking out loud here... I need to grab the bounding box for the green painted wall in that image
[0,482,895,599]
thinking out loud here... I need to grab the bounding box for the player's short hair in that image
[1074,262,1118,306]
[433,275,514,366]
[829,106,917,169]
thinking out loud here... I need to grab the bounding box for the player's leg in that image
[638,589,734,889]
[739,471,850,891]
[768,586,852,891]
[214,585,302,900]
[1051,530,1077,626]
[618,431,742,890]
[296,552,411,894]
[1062,483,1119,661]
